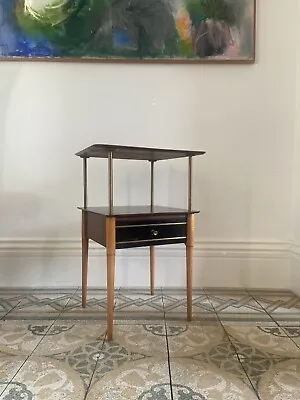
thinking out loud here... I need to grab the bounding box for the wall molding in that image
[0,238,290,258]
[0,238,291,289]
[290,242,300,296]
[290,242,300,258]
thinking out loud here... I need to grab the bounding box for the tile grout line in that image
[3,291,78,320]
[0,286,79,398]
[0,291,63,319]
[1,299,23,320]
[161,287,174,400]
[246,288,300,352]
[1,287,297,397]
[83,331,107,400]
[203,288,261,400]
[84,285,122,399]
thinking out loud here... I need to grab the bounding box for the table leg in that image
[150,246,155,295]
[186,214,194,321]
[106,217,116,341]
[82,211,88,308]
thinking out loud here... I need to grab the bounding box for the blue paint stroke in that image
[0,0,55,57]
[113,29,137,51]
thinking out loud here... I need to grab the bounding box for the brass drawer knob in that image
[151,229,158,237]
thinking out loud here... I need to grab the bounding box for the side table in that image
[76,144,205,340]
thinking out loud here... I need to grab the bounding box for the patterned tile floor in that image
[0,287,300,399]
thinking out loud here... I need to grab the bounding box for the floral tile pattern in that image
[86,357,171,400]
[0,320,56,356]
[258,359,300,400]
[1,356,85,399]
[226,325,300,358]
[0,287,300,399]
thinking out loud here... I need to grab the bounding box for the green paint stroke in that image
[185,0,236,25]
[15,0,110,56]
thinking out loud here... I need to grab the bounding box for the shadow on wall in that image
[168,161,190,209]
[0,191,69,287]
[0,189,83,238]
[0,192,43,237]
[0,64,22,190]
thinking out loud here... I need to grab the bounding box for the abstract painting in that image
[0,0,256,62]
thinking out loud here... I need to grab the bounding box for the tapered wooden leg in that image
[150,246,155,295]
[106,217,116,341]
[82,211,89,308]
[186,214,194,321]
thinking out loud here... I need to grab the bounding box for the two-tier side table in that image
[76,144,205,340]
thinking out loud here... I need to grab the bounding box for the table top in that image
[75,144,205,161]
[78,205,199,217]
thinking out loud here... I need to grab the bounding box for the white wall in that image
[0,0,297,288]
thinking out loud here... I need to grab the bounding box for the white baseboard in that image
[290,242,300,296]
[0,238,291,289]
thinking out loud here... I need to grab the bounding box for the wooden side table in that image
[76,144,205,340]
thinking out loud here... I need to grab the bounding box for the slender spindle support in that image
[186,214,194,321]
[108,151,114,215]
[82,157,88,308]
[106,217,116,340]
[150,160,155,295]
[186,155,193,320]
[188,156,192,212]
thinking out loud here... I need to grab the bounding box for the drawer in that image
[115,217,187,249]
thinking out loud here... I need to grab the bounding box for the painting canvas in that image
[0,0,256,62]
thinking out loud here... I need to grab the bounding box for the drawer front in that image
[115,217,187,248]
